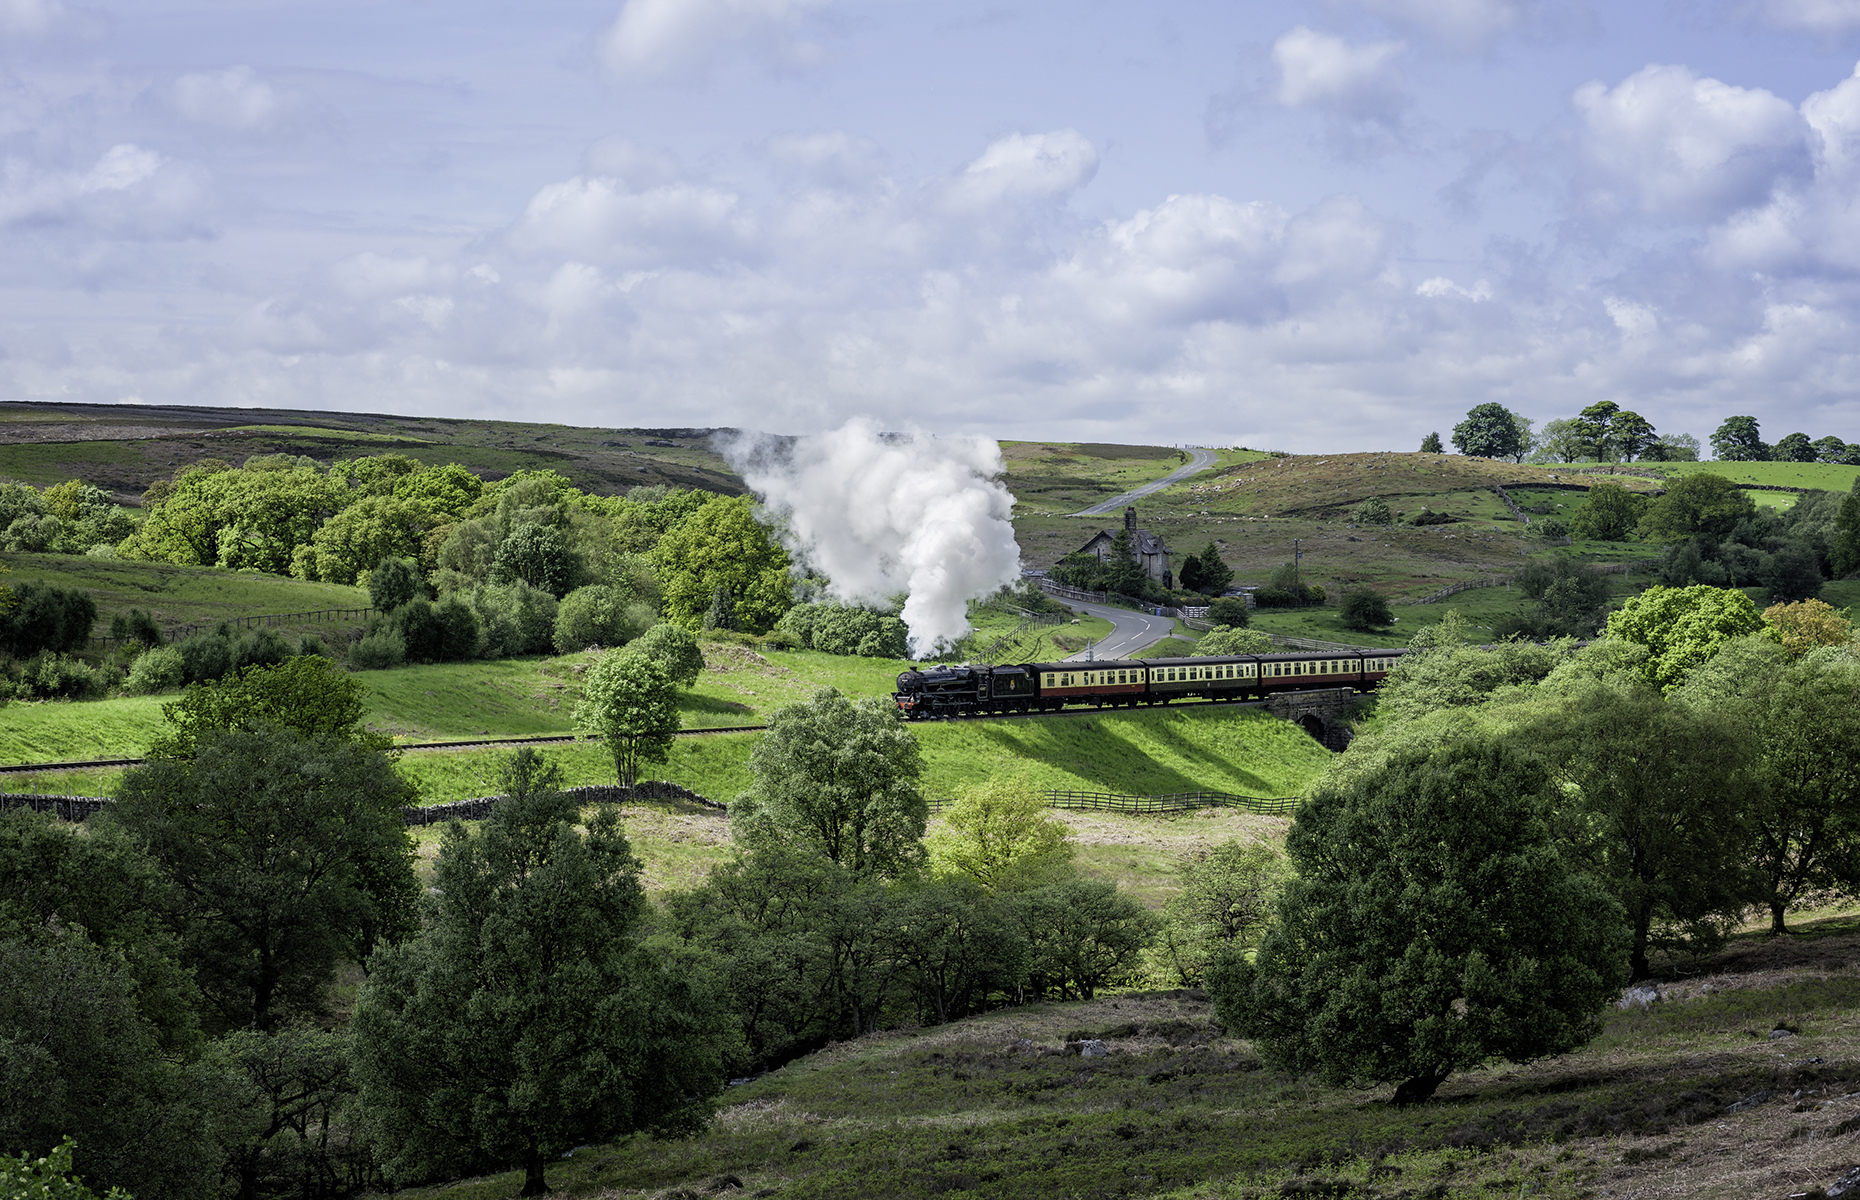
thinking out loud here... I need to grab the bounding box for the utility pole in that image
[1292,538,1302,590]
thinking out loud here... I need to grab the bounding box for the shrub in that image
[230,627,295,673]
[809,604,908,658]
[390,598,445,663]
[123,646,186,695]
[368,555,427,613]
[1410,509,1457,526]
[108,608,163,648]
[1353,496,1393,526]
[15,652,109,700]
[1206,596,1250,627]
[625,622,705,686]
[492,521,578,597]
[433,595,482,661]
[1340,585,1393,631]
[553,585,652,654]
[297,634,333,659]
[470,581,559,658]
[0,582,97,656]
[176,631,234,684]
[350,628,407,670]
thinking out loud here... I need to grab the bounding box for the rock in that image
[1727,1090,1772,1113]
[1830,1166,1860,1196]
[1012,1038,1035,1053]
[1771,1028,1797,1040]
[1618,985,1660,1009]
[1079,1039,1109,1059]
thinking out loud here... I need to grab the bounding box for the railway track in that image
[0,695,1281,775]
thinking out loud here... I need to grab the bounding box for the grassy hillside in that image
[0,400,742,499]
[1636,458,1860,491]
[0,551,371,639]
[395,908,1860,1200]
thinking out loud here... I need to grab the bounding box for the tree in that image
[1775,431,1817,462]
[552,584,653,654]
[367,555,426,612]
[1209,735,1627,1105]
[1637,473,1756,546]
[1192,541,1233,593]
[1813,435,1852,463]
[0,938,227,1200]
[1419,432,1443,454]
[1151,840,1287,986]
[1680,642,1860,934]
[353,751,727,1196]
[1837,482,1860,578]
[1352,496,1393,526]
[0,581,96,656]
[1711,415,1768,461]
[1176,553,1204,594]
[574,649,680,787]
[1763,598,1853,655]
[1,1139,133,1200]
[926,777,1074,891]
[491,521,579,598]
[734,687,926,878]
[1339,585,1393,630]
[1531,418,1587,463]
[1206,596,1250,627]
[1572,401,1620,460]
[108,607,163,648]
[703,586,739,632]
[1450,403,1528,461]
[147,655,381,760]
[887,875,1025,1025]
[1017,876,1155,1001]
[1604,584,1765,690]
[298,494,435,585]
[1610,411,1658,461]
[1195,625,1275,655]
[652,494,792,633]
[107,726,420,1031]
[1527,679,1755,977]
[1570,480,1645,541]
[1098,528,1149,598]
[625,622,707,687]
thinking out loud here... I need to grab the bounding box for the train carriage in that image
[1143,656,1256,701]
[1254,653,1366,693]
[1025,659,1147,710]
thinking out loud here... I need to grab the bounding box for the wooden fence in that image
[91,605,380,650]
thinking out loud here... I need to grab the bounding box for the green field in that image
[1635,459,1860,491]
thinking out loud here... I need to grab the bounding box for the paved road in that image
[1058,598,1178,661]
[1071,446,1220,516]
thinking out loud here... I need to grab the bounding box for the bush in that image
[297,633,333,659]
[0,582,97,657]
[492,521,578,597]
[807,604,908,658]
[1340,585,1393,631]
[176,631,234,684]
[1410,509,1458,526]
[123,646,186,695]
[14,652,109,700]
[1353,496,1393,526]
[626,622,705,686]
[1195,625,1275,655]
[470,581,559,658]
[108,608,163,648]
[389,598,444,663]
[1206,596,1250,627]
[350,628,407,670]
[231,627,295,673]
[368,555,427,613]
[553,585,653,654]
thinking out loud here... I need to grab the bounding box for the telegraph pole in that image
[1292,538,1302,590]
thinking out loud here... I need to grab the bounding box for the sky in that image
[6,0,1860,452]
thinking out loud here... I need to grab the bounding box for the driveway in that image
[1057,598,1178,661]
[1071,447,1220,516]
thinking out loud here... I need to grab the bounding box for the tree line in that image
[1436,401,1856,467]
[4,655,1266,1199]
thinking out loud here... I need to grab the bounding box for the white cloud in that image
[1416,276,1493,300]
[1573,64,1808,220]
[171,66,283,132]
[0,144,205,238]
[0,0,65,36]
[597,0,836,81]
[506,175,753,268]
[1271,27,1406,119]
[1765,0,1860,33]
[1344,0,1524,46]
[943,130,1098,211]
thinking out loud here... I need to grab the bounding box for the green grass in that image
[1635,459,1860,491]
[0,551,370,640]
[394,911,1860,1200]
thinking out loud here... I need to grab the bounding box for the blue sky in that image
[6,0,1860,452]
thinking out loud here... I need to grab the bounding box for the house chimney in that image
[1125,507,1136,533]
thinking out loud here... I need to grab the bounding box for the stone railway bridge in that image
[1265,687,1359,752]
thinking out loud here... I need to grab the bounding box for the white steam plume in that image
[722,418,1022,657]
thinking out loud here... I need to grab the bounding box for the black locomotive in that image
[892,648,1405,719]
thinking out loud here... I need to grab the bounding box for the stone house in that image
[1070,507,1172,587]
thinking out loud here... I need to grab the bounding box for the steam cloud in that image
[722,418,1022,658]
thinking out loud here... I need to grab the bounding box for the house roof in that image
[1069,527,1170,559]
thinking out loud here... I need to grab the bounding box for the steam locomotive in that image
[891,648,1406,719]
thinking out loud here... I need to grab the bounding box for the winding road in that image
[1070,446,1221,516]
[1059,598,1178,661]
